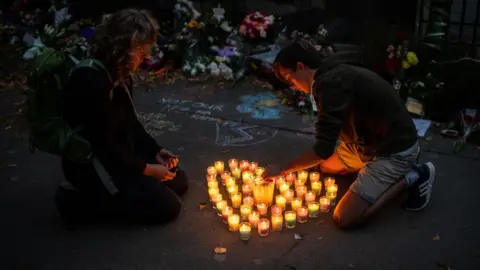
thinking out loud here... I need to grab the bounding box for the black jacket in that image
[312,45,418,161]
[63,67,161,178]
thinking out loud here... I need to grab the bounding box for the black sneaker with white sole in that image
[403,162,436,211]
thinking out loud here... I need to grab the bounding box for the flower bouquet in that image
[385,42,419,90]
[239,12,275,43]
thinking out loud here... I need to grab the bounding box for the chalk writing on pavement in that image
[236,92,282,120]
[137,112,182,137]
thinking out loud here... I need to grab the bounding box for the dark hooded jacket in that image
[311,44,418,161]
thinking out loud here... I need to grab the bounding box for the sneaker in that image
[403,162,436,211]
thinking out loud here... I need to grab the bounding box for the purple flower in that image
[216,47,237,57]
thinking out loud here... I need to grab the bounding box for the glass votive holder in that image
[232,167,241,179]
[255,167,265,176]
[285,172,296,183]
[240,204,252,220]
[275,176,286,189]
[214,161,225,174]
[296,185,307,199]
[249,162,258,172]
[227,185,238,197]
[258,218,270,236]
[239,222,251,240]
[297,170,308,182]
[206,174,217,182]
[228,214,240,231]
[308,201,320,218]
[221,171,232,185]
[284,210,297,228]
[275,194,287,209]
[304,191,316,204]
[279,182,290,194]
[326,184,338,201]
[208,181,219,189]
[271,214,283,232]
[257,203,268,216]
[222,206,233,224]
[211,194,223,208]
[324,177,335,188]
[311,180,322,195]
[271,205,283,216]
[207,166,217,176]
[248,211,259,228]
[208,187,219,199]
[242,171,253,184]
[243,196,254,207]
[309,171,320,182]
[228,158,238,170]
[239,160,250,171]
[297,206,308,224]
[231,193,242,208]
[216,200,227,216]
[242,183,253,196]
[319,196,331,212]
[225,177,236,188]
[283,189,295,203]
[291,197,303,211]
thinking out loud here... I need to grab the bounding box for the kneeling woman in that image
[55,9,188,228]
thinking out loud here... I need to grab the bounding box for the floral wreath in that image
[239,12,275,39]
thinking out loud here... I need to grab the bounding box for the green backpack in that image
[26,48,112,163]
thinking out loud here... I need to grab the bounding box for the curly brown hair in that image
[92,9,158,82]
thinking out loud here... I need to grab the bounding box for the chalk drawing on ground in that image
[236,92,282,120]
[215,122,278,146]
[296,115,316,139]
[137,112,182,137]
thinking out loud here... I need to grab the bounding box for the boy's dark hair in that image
[273,39,325,82]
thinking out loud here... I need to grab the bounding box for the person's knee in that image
[173,169,189,196]
[142,198,182,225]
[331,190,371,230]
[332,207,357,230]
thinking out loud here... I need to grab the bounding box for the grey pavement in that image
[1,79,480,270]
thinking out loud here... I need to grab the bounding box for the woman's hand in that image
[144,164,176,181]
[155,149,179,169]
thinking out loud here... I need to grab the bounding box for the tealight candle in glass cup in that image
[283,189,295,203]
[258,218,270,236]
[291,197,303,211]
[309,172,320,183]
[271,214,283,231]
[225,177,236,189]
[228,214,240,231]
[308,201,320,218]
[319,196,331,212]
[208,187,219,200]
[294,178,305,188]
[214,161,224,174]
[296,185,307,199]
[239,222,251,240]
[279,182,290,194]
[304,191,316,204]
[284,210,296,228]
[275,194,287,209]
[242,183,253,196]
[231,193,242,208]
[207,180,219,189]
[242,171,253,184]
[231,167,241,179]
[228,158,238,170]
[256,203,268,216]
[207,166,217,176]
[311,180,322,195]
[324,177,335,188]
[227,184,239,197]
[297,170,308,182]
[243,196,254,207]
[216,200,227,216]
[271,205,283,216]
[221,171,232,186]
[248,211,259,228]
[211,194,223,207]
[240,204,252,220]
[326,184,338,201]
[255,167,265,177]
[275,176,286,189]
[221,206,233,224]
[206,174,217,183]
[296,206,308,223]
[285,172,296,184]
[239,160,250,171]
[249,162,258,172]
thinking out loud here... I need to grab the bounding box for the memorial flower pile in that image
[239,12,275,39]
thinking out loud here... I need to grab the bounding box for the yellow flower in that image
[402,61,411,69]
[187,20,198,29]
[406,52,419,66]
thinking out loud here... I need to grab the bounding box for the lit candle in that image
[207,166,217,176]
[227,185,238,197]
[283,189,294,203]
[214,161,224,174]
[242,183,253,196]
[275,195,287,209]
[222,206,233,224]
[231,167,241,179]
[275,176,286,189]
[242,171,253,184]
[225,177,236,188]
[296,206,308,224]
[309,172,320,182]
[239,160,250,171]
[308,202,320,218]
[319,196,331,212]
[291,198,303,211]
[311,181,322,195]
[256,203,268,216]
[271,205,283,216]
[324,177,335,188]
[297,170,308,182]
[279,182,290,194]
[231,193,242,208]
[258,218,270,236]
[208,181,219,189]
[240,204,252,219]
[221,171,232,185]
[255,167,265,177]
[211,194,223,207]
[305,191,316,204]
[239,222,251,240]
[271,214,283,232]
[285,172,296,183]
[216,200,227,216]
[206,174,216,182]
[248,211,259,228]
[228,214,240,231]
[294,178,305,188]
[208,187,219,200]
[284,211,296,228]
[249,162,258,172]
[296,185,307,199]
[326,184,338,201]
[228,158,238,170]
[243,196,254,207]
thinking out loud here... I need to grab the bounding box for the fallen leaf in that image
[198,203,207,210]
[433,234,440,241]
[214,247,227,254]
[294,233,302,240]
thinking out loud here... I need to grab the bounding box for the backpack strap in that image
[70,58,114,84]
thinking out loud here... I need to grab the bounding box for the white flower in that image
[208,36,214,43]
[196,62,206,72]
[219,63,233,80]
[220,21,232,32]
[260,29,267,38]
[212,4,225,22]
[191,68,197,76]
[298,101,306,107]
[183,64,192,71]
